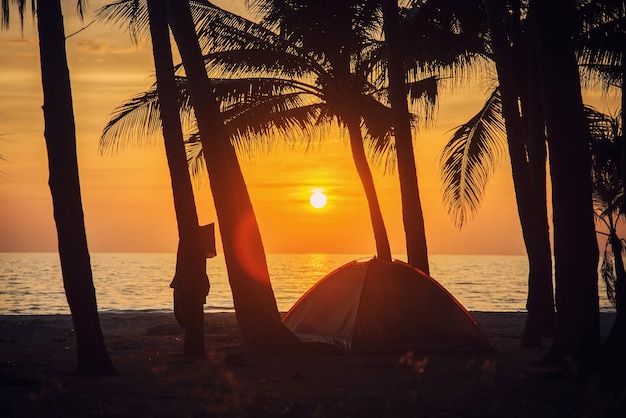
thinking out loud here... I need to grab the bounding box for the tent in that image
[283,258,494,354]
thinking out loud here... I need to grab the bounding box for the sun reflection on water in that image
[0,253,616,315]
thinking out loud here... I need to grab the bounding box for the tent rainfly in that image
[283,258,494,354]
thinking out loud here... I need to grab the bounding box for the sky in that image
[0,0,619,256]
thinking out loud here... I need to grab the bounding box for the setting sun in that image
[309,191,328,209]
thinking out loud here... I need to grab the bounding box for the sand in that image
[0,311,623,417]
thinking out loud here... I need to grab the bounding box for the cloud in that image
[0,38,34,45]
[74,38,109,54]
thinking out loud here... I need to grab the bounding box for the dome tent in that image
[283,258,493,354]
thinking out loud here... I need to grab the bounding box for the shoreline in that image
[1,311,622,417]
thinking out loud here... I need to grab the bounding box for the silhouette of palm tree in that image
[441,0,624,348]
[574,0,626,384]
[97,0,210,356]
[168,0,301,351]
[1,1,116,375]
[97,0,300,352]
[381,0,431,272]
[202,0,395,261]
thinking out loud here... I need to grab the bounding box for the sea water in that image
[0,252,616,315]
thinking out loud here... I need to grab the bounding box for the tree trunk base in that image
[173,291,206,356]
[183,302,205,357]
[521,310,555,347]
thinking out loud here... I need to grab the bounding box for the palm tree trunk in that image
[524,52,555,342]
[344,113,392,262]
[529,0,600,374]
[147,0,208,356]
[484,0,554,347]
[165,0,299,352]
[381,0,430,274]
[36,0,116,376]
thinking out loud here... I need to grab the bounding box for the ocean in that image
[0,253,616,315]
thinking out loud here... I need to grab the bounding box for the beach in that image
[0,311,623,417]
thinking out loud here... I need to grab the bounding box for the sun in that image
[309,191,328,209]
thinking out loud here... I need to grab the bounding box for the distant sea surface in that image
[0,253,616,315]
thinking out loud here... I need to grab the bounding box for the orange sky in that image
[0,1,618,255]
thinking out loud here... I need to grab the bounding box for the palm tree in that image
[146,0,209,356]
[1,1,116,375]
[241,0,490,269]
[441,0,624,349]
[381,0,429,273]
[575,0,625,385]
[440,0,556,347]
[576,0,625,307]
[97,0,299,352]
[529,0,601,374]
[363,0,493,271]
[217,0,394,261]
[165,0,300,352]
[97,0,210,356]
[402,1,553,346]
[483,0,555,347]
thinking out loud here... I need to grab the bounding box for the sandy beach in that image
[0,311,623,417]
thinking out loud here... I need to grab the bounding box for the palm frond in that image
[1,0,32,30]
[439,88,506,228]
[185,137,206,183]
[227,94,320,133]
[576,1,624,91]
[601,242,617,304]
[99,84,165,154]
[399,0,491,82]
[357,95,395,171]
[94,0,148,44]
[407,76,439,126]
[184,99,329,182]
[204,48,320,81]
[95,0,259,49]
[588,106,624,231]
[193,2,304,56]
[248,0,382,53]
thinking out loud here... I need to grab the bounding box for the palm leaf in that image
[185,138,205,183]
[407,75,439,126]
[184,101,329,182]
[224,95,325,152]
[399,0,490,82]
[577,1,624,90]
[601,242,617,304]
[95,0,257,47]
[357,94,395,171]
[193,3,306,59]
[1,0,35,30]
[186,97,330,179]
[439,88,506,228]
[95,0,148,44]
[99,85,164,154]
[204,48,321,81]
